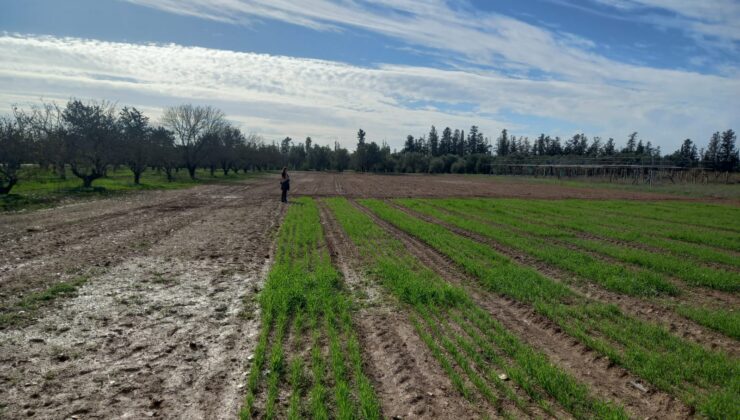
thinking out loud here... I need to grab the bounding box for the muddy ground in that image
[0,178,284,419]
[0,172,729,419]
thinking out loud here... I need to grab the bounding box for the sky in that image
[0,0,738,152]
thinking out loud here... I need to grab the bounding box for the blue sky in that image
[1,0,738,151]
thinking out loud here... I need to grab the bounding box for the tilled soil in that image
[0,178,284,419]
[288,172,720,201]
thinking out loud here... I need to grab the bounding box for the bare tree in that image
[161,104,225,179]
[150,127,179,182]
[0,116,29,194]
[16,102,67,178]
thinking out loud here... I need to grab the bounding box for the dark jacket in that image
[281,177,290,191]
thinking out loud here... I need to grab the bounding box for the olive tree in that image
[0,116,29,194]
[119,107,151,184]
[62,100,119,188]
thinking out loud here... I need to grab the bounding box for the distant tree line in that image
[0,98,737,194]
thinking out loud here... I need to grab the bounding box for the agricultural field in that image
[0,172,738,419]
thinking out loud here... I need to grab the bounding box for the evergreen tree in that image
[535,134,546,156]
[703,132,721,170]
[457,130,465,156]
[718,129,738,173]
[451,129,460,155]
[623,132,638,153]
[428,125,439,156]
[440,127,452,155]
[356,128,367,172]
[635,140,645,155]
[587,137,601,156]
[603,138,616,155]
[496,129,509,156]
[467,125,479,155]
[404,134,415,153]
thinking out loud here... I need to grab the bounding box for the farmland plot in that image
[1,172,738,419]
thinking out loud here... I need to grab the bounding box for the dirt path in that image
[318,201,484,419]
[0,178,284,419]
[350,199,691,419]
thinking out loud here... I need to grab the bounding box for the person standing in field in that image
[280,167,290,203]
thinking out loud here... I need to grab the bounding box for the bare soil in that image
[0,178,284,419]
[288,172,717,201]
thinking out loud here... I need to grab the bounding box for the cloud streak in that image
[0,34,737,150]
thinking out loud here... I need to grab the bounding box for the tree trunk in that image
[83,176,94,188]
[0,178,17,194]
[187,165,197,180]
[56,162,66,180]
[134,171,142,185]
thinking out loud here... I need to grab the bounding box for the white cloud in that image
[0,34,737,151]
[561,0,740,49]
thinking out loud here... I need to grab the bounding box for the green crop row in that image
[397,198,678,297]
[513,199,740,252]
[362,199,739,419]
[420,198,739,293]
[478,198,740,269]
[563,200,740,234]
[399,200,740,338]
[240,197,380,420]
[325,197,627,419]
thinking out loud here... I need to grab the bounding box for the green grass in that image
[326,197,627,419]
[400,197,739,346]
[414,198,739,292]
[0,276,89,328]
[481,198,740,269]
[398,198,679,297]
[1,166,266,212]
[239,197,380,420]
[675,305,740,341]
[361,199,739,419]
[514,199,740,251]
[509,175,740,200]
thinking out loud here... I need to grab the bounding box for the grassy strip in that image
[364,199,739,419]
[486,198,740,269]
[509,175,740,200]
[427,198,739,292]
[676,305,740,341]
[538,200,740,251]
[400,200,740,338]
[240,197,380,419]
[398,198,678,297]
[326,198,626,419]
[563,200,740,233]
[0,276,89,328]
[1,167,265,212]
